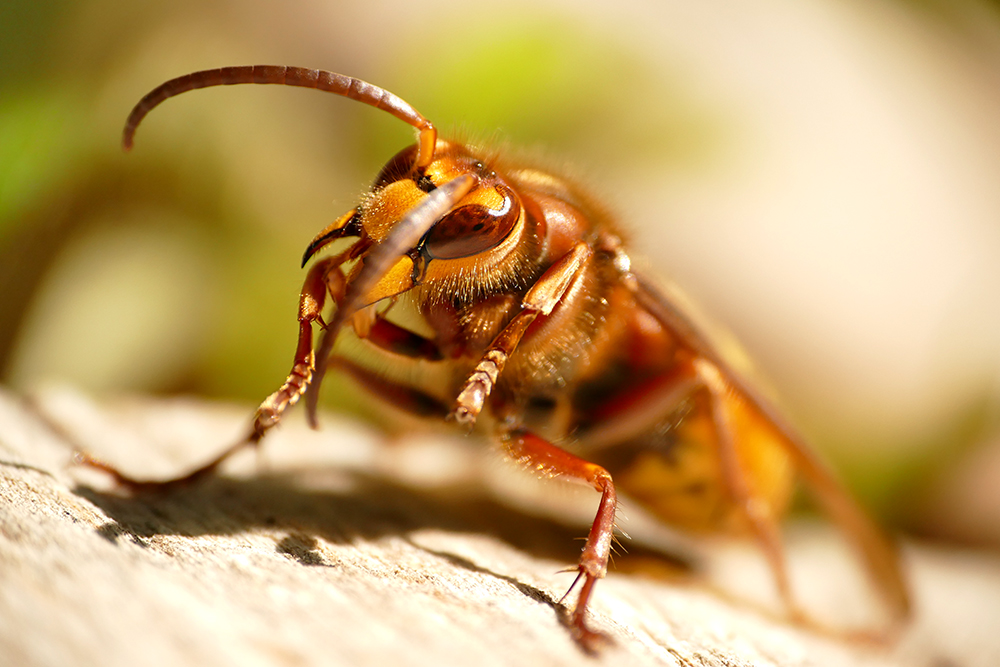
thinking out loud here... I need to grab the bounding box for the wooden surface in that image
[1,385,999,667]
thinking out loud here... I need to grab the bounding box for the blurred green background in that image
[2,0,1000,546]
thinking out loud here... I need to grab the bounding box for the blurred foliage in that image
[1,0,999,545]
[363,15,716,168]
[0,1,66,84]
[905,0,1000,32]
[0,0,712,402]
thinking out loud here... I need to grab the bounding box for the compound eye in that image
[423,184,520,260]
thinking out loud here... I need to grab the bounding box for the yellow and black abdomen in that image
[594,390,795,535]
[567,287,796,536]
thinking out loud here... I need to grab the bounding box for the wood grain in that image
[1,386,998,666]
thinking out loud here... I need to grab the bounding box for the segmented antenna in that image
[122,65,438,168]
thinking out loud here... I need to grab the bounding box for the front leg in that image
[251,254,348,435]
[501,428,617,652]
[450,242,592,427]
[78,253,350,490]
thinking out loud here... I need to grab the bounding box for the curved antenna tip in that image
[121,129,135,152]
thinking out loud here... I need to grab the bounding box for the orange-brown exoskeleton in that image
[111,65,910,649]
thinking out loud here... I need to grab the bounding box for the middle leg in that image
[500,428,618,651]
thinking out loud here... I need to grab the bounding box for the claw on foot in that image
[559,568,612,654]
